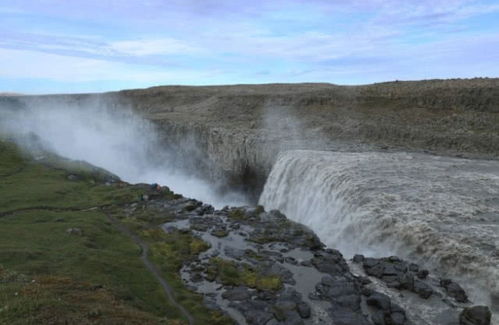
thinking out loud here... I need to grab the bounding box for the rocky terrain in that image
[112,179,493,325]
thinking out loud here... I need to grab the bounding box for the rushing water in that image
[259,150,499,308]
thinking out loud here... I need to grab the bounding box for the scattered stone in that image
[211,227,229,238]
[416,269,429,279]
[413,280,433,299]
[67,174,78,181]
[224,247,245,260]
[296,302,311,319]
[353,254,365,263]
[361,256,436,299]
[366,292,392,311]
[459,306,491,325]
[221,286,251,301]
[66,227,83,236]
[441,279,468,303]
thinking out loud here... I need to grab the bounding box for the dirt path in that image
[0,201,195,323]
[105,213,195,325]
[0,206,85,218]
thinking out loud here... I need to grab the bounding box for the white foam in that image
[259,150,499,307]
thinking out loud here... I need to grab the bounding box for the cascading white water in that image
[259,150,499,307]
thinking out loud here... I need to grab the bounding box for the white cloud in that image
[108,38,201,56]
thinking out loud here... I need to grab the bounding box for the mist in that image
[0,96,248,208]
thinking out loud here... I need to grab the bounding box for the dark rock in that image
[328,308,372,325]
[321,275,335,286]
[263,263,295,285]
[408,263,419,272]
[211,227,229,238]
[275,300,296,311]
[413,279,433,299]
[358,276,372,285]
[257,290,275,301]
[235,300,274,325]
[224,247,245,260]
[190,222,210,232]
[388,256,402,262]
[315,283,330,296]
[300,260,312,267]
[296,302,311,319]
[273,300,300,322]
[390,311,407,325]
[459,306,491,325]
[441,279,468,302]
[334,294,362,310]
[326,277,358,298]
[366,292,391,311]
[389,303,405,316]
[361,287,374,297]
[383,264,399,276]
[190,272,203,283]
[365,263,385,278]
[222,286,251,301]
[363,258,380,268]
[311,255,347,275]
[353,254,365,263]
[371,310,386,325]
[416,269,429,279]
[245,311,273,325]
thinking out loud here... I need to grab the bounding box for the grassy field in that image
[0,140,230,324]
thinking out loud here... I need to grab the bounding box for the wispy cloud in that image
[0,48,216,83]
[108,39,203,56]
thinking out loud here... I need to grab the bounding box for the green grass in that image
[0,268,169,325]
[0,140,189,324]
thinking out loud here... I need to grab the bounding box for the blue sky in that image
[1,0,499,93]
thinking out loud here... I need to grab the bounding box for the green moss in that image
[190,239,211,255]
[211,228,229,238]
[254,205,265,215]
[244,249,266,261]
[208,258,282,292]
[227,208,247,221]
[144,231,232,325]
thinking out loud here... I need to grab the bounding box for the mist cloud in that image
[0,97,247,208]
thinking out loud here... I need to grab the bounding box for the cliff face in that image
[5,79,499,197]
[118,79,499,194]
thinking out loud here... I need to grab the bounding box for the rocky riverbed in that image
[122,187,492,325]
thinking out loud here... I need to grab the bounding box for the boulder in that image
[459,306,491,325]
[440,279,468,303]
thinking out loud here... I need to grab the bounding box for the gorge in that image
[1,79,498,324]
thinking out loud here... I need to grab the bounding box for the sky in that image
[1,0,499,94]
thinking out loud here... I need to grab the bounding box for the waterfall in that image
[259,150,499,306]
